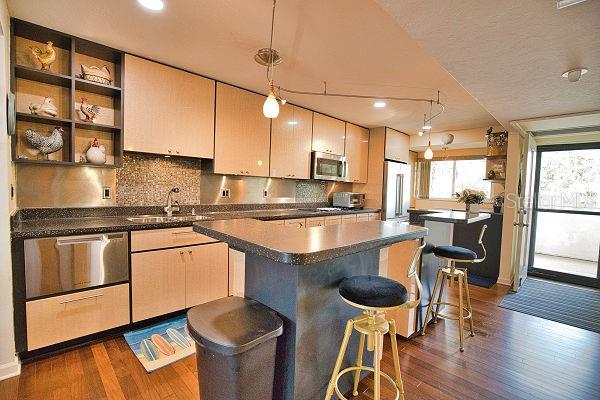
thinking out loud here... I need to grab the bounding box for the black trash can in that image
[187,296,283,400]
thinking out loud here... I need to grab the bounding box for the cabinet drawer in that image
[267,219,286,225]
[26,284,130,350]
[342,215,358,224]
[285,218,306,228]
[368,212,380,221]
[324,216,342,226]
[356,214,370,222]
[131,227,217,252]
[306,217,325,227]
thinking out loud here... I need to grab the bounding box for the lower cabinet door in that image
[185,242,229,308]
[26,284,130,350]
[132,248,186,322]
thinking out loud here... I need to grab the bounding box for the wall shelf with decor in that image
[10,19,124,168]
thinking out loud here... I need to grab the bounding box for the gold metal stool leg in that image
[352,333,365,396]
[421,268,443,336]
[433,271,447,324]
[462,269,475,337]
[388,320,405,400]
[458,273,465,352]
[325,319,354,399]
[373,331,382,400]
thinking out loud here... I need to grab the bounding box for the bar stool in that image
[421,225,487,352]
[325,242,426,400]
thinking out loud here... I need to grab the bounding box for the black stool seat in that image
[339,275,408,308]
[433,245,477,260]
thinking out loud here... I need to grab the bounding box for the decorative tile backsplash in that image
[116,153,202,206]
[115,152,343,207]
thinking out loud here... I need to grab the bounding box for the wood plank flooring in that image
[2,283,599,400]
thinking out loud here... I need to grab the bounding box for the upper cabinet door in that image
[270,105,313,179]
[312,113,346,156]
[123,55,215,158]
[345,123,369,183]
[384,128,410,163]
[214,83,271,177]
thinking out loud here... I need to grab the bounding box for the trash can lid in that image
[187,296,283,356]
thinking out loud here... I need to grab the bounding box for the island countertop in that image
[419,211,491,224]
[193,218,428,265]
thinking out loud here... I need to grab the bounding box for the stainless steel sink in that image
[127,215,213,223]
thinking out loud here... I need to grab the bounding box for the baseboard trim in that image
[497,277,513,286]
[0,356,21,381]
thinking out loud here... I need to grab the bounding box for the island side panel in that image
[295,250,379,400]
[244,253,299,400]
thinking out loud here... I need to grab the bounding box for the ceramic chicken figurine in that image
[79,97,100,123]
[80,64,113,85]
[29,41,56,71]
[25,127,63,156]
[28,97,58,117]
[85,138,107,165]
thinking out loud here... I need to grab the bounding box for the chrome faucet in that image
[164,187,181,217]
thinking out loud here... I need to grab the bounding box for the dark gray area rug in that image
[500,278,600,334]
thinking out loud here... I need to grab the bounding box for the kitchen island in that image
[193,218,428,400]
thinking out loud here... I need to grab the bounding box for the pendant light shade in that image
[263,92,280,118]
[424,141,434,160]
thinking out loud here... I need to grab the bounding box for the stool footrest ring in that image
[334,365,400,400]
[431,302,472,321]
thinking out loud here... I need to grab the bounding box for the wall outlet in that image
[263,189,269,197]
[102,187,112,199]
[220,188,231,198]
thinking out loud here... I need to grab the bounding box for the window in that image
[426,158,491,199]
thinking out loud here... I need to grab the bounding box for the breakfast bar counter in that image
[193,219,427,400]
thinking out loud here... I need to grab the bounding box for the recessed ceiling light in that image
[561,67,589,82]
[287,120,298,125]
[373,101,386,108]
[137,0,164,11]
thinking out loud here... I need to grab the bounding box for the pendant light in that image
[424,142,434,160]
[263,81,280,118]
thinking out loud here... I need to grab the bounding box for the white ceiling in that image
[376,0,600,128]
[7,0,499,135]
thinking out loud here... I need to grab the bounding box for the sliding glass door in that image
[528,143,600,288]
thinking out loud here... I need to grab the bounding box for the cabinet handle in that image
[172,231,195,236]
[59,293,103,304]
[245,170,250,174]
[180,251,184,255]
[188,250,193,255]
[168,149,172,153]
[176,150,180,154]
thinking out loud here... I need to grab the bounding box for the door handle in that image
[59,293,103,304]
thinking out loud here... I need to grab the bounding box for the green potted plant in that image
[453,189,486,214]
[493,193,505,213]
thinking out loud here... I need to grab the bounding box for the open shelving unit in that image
[484,129,509,186]
[10,19,124,167]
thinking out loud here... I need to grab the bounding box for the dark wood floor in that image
[2,283,599,400]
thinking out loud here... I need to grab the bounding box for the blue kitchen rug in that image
[124,315,195,372]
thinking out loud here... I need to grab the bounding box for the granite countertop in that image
[419,211,491,224]
[11,207,380,240]
[193,219,427,265]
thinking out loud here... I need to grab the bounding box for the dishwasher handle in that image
[56,236,104,246]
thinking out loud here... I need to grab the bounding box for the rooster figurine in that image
[29,97,58,117]
[29,41,56,71]
[25,127,64,157]
[79,97,100,123]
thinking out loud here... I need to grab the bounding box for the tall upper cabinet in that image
[345,123,369,183]
[270,105,313,179]
[312,112,346,156]
[214,83,271,177]
[123,54,215,158]
[384,127,410,163]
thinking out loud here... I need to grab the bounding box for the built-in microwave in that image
[311,152,348,181]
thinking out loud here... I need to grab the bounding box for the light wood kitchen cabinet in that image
[285,218,306,228]
[124,54,215,158]
[26,284,130,351]
[345,123,369,183]
[306,217,325,227]
[384,127,410,163]
[312,113,346,156]
[132,247,187,322]
[324,216,343,226]
[270,105,313,179]
[185,243,229,308]
[131,227,217,252]
[215,83,271,177]
[342,215,358,224]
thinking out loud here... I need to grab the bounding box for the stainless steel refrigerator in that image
[382,160,411,221]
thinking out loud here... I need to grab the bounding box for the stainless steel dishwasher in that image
[24,232,129,299]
